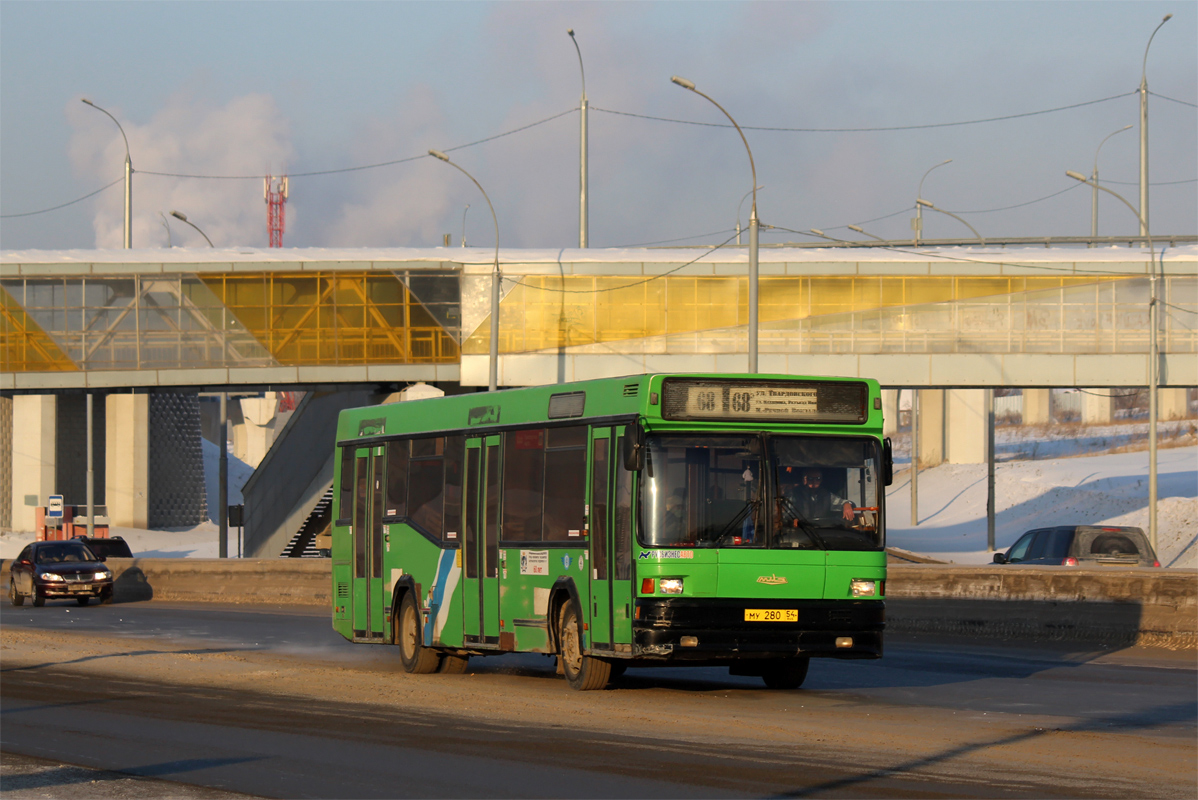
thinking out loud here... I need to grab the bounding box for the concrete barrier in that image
[886,565,1198,650]
[3,559,1194,649]
[1,558,331,606]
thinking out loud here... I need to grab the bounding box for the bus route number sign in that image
[683,384,818,420]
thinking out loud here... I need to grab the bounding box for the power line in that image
[592,90,1137,133]
[609,227,738,248]
[1149,90,1198,109]
[0,177,122,219]
[1103,178,1197,186]
[137,108,578,180]
[946,183,1083,215]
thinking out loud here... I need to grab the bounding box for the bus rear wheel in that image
[762,657,810,690]
[558,600,610,691]
[396,593,439,674]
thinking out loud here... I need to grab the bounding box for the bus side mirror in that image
[882,437,894,486]
[622,423,644,471]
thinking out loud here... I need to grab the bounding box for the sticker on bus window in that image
[519,550,549,575]
[568,529,581,537]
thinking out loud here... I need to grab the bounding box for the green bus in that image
[331,373,892,690]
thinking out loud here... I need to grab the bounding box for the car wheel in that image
[396,592,439,674]
[9,579,24,607]
[31,589,45,608]
[762,657,810,690]
[438,653,470,674]
[76,596,90,606]
[558,599,611,691]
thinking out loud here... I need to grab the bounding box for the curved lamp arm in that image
[671,76,757,220]
[916,199,984,245]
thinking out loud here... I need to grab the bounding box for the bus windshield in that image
[642,434,883,551]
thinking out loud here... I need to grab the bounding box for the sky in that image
[1,1,1195,252]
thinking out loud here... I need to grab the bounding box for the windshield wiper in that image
[712,499,762,544]
[776,496,828,549]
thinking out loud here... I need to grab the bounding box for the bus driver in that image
[778,467,855,526]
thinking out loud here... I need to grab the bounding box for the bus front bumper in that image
[631,598,884,660]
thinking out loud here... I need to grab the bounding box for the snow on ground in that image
[885,446,1198,568]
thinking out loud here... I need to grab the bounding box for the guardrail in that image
[2,560,1194,649]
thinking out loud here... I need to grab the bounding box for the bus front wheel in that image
[397,593,440,674]
[557,600,611,691]
[762,657,810,690]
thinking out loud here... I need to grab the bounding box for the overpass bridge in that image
[4,244,1194,547]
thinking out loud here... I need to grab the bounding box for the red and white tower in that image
[264,175,288,247]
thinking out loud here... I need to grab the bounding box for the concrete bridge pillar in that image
[10,395,56,532]
[1159,388,1191,420]
[106,394,149,529]
[1023,389,1052,425]
[882,389,900,438]
[1081,389,1114,425]
[947,389,987,464]
[916,389,945,469]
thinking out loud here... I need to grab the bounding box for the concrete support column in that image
[947,389,986,465]
[1022,389,1052,425]
[916,389,945,469]
[10,395,56,532]
[106,394,149,529]
[1158,388,1190,420]
[1081,389,1114,425]
[881,389,900,438]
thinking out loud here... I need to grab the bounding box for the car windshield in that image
[35,542,99,564]
[641,434,883,550]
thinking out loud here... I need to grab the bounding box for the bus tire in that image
[396,593,440,674]
[558,600,611,691]
[439,654,470,674]
[762,657,809,690]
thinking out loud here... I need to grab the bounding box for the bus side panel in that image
[499,546,589,652]
[385,524,445,640]
[332,560,352,640]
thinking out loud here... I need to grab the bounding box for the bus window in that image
[503,429,545,541]
[464,448,480,578]
[338,447,354,523]
[371,453,385,578]
[354,456,368,578]
[591,438,609,579]
[442,435,464,541]
[771,436,883,551]
[614,436,633,580]
[386,440,409,518]
[643,435,763,548]
[485,443,501,577]
[544,431,586,541]
[409,437,445,537]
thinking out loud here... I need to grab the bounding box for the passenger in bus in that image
[663,492,688,542]
[778,467,854,526]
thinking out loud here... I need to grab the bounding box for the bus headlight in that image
[850,579,877,597]
[659,578,684,595]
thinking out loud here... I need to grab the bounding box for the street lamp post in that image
[1066,170,1159,548]
[170,211,214,247]
[81,98,132,249]
[568,29,588,248]
[461,204,470,247]
[1140,14,1173,244]
[1091,126,1133,245]
[736,185,764,245]
[915,199,985,245]
[913,159,952,246]
[671,75,759,372]
[430,150,501,391]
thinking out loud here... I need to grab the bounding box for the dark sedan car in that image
[993,525,1160,567]
[8,540,115,607]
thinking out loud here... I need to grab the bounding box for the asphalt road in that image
[2,601,1195,798]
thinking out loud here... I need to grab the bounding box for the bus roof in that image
[335,373,883,445]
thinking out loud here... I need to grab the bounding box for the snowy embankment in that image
[886,446,1198,568]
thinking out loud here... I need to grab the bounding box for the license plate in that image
[75,584,93,592]
[744,609,797,622]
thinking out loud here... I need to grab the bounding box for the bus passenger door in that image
[351,446,386,639]
[480,434,502,643]
[610,430,636,649]
[588,429,613,649]
[462,439,482,642]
